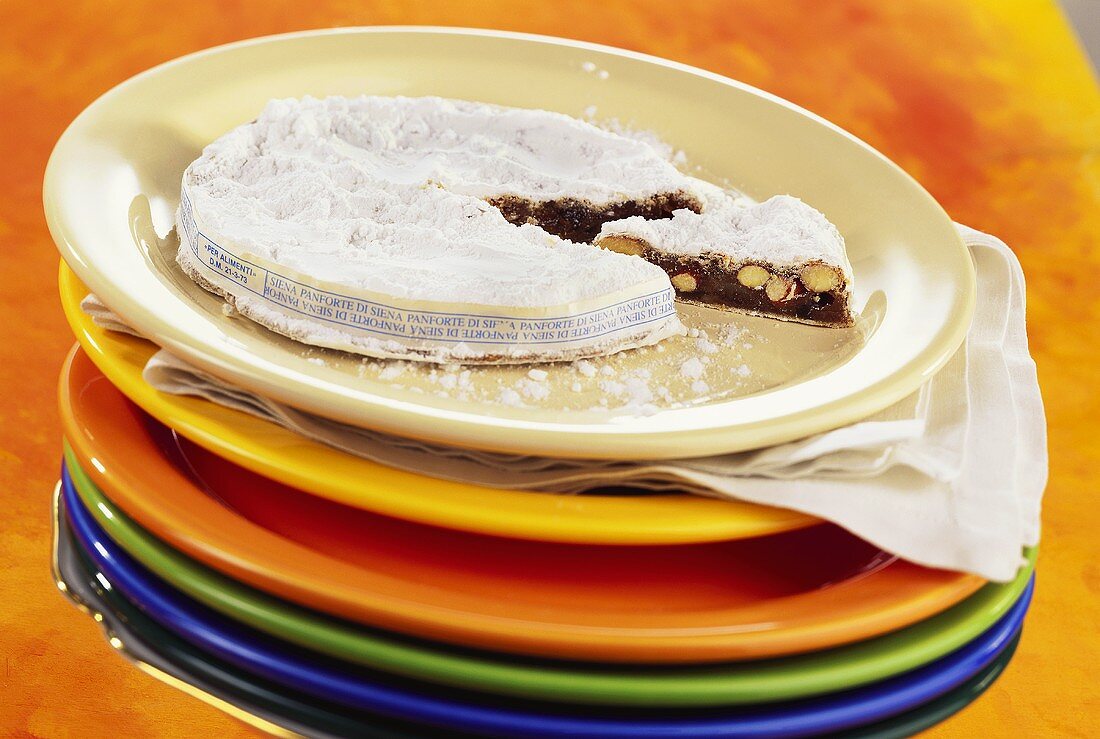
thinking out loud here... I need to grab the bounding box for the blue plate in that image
[62,468,1032,738]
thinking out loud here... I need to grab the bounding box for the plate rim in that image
[63,460,1030,706]
[59,269,817,545]
[44,25,976,460]
[59,348,989,663]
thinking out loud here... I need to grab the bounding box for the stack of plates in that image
[45,29,1029,738]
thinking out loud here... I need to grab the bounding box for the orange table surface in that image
[2,0,1098,736]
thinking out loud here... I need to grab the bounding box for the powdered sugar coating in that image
[182,96,686,308]
[599,194,853,280]
[237,95,710,202]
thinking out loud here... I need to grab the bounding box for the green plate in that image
[65,447,1036,708]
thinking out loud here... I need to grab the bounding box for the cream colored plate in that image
[44,28,974,459]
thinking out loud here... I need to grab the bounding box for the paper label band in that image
[178,189,678,357]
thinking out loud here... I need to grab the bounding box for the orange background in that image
[2,0,1099,736]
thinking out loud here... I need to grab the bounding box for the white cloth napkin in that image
[81,225,1046,582]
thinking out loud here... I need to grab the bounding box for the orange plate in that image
[60,346,984,663]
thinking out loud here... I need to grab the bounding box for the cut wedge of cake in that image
[596,195,855,328]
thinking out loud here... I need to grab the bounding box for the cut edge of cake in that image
[487,189,704,244]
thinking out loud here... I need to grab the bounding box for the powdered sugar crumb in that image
[378,363,406,381]
[695,336,719,354]
[498,387,524,407]
[679,357,705,379]
[622,376,655,405]
[720,325,748,347]
[574,359,598,378]
[600,379,625,397]
[517,378,551,401]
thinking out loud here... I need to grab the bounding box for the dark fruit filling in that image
[488,192,701,244]
[646,251,852,327]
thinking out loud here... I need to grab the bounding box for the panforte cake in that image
[596,194,855,327]
[177,95,705,363]
[177,95,854,365]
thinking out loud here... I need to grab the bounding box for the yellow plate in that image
[60,263,815,544]
[44,28,974,459]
